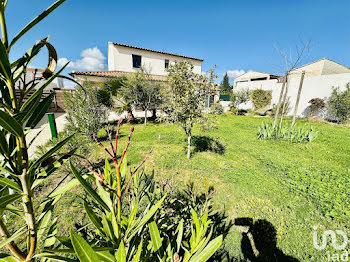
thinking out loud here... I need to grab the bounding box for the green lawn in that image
[90,114,350,261]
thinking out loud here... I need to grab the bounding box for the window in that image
[165,59,169,69]
[132,54,141,68]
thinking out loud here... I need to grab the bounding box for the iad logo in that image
[313,225,348,250]
[313,226,349,261]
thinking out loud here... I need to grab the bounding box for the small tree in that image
[63,82,109,139]
[230,88,251,109]
[120,69,161,125]
[164,61,216,158]
[220,72,232,93]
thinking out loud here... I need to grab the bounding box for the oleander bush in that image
[42,119,224,261]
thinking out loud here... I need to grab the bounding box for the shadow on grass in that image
[191,136,226,155]
[235,217,299,262]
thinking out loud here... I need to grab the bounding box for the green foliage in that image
[0,1,73,260]
[220,73,231,93]
[209,103,224,115]
[258,122,318,143]
[120,69,162,125]
[326,87,350,122]
[63,82,109,139]
[163,61,217,158]
[251,89,272,110]
[43,121,223,261]
[230,88,251,109]
[308,98,326,117]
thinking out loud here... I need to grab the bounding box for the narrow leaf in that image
[188,235,223,262]
[148,221,162,252]
[0,178,21,192]
[0,110,23,137]
[70,229,99,262]
[70,161,109,211]
[116,241,126,262]
[0,193,21,209]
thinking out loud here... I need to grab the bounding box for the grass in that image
[87,114,350,261]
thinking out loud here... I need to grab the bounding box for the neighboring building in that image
[70,42,203,84]
[234,58,350,116]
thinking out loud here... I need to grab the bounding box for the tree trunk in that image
[291,71,305,127]
[273,76,286,128]
[279,73,290,129]
[127,109,135,123]
[144,109,148,126]
[187,134,191,159]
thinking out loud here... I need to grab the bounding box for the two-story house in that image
[70,42,203,84]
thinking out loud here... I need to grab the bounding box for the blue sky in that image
[5,0,350,84]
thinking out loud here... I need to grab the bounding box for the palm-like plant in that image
[0,1,76,261]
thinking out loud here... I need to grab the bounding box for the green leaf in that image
[70,229,99,262]
[148,221,162,252]
[0,129,9,155]
[0,193,21,209]
[37,210,52,244]
[0,40,11,80]
[96,250,115,262]
[188,235,223,262]
[125,195,166,243]
[131,239,143,262]
[25,92,54,128]
[9,0,67,49]
[83,201,104,235]
[70,161,109,211]
[176,219,184,253]
[0,226,26,249]
[0,255,18,262]
[0,110,24,137]
[116,241,126,262]
[0,177,21,192]
[28,134,74,175]
[48,177,80,198]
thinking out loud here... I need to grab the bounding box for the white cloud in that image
[58,47,106,71]
[226,69,245,79]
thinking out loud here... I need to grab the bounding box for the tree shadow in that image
[191,136,226,155]
[235,218,299,262]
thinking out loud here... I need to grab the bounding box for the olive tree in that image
[120,69,162,125]
[163,61,216,158]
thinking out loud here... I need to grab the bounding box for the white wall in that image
[108,43,202,75]
[235,73,350,117]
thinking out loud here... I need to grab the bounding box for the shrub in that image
[230,88,251,109]
[327,87,350,122]
[63,83,109,139]
[210,102,224,115]
[258,122,318,143]
[272,97,291,117]
[308,98,326,117]
[251,89,272,110]
[43,119,224,261]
